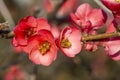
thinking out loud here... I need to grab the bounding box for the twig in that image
[82,32,120,41]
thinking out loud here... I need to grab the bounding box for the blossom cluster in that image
[12,0,120,66]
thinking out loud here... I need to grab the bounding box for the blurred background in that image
[0,0,120,80]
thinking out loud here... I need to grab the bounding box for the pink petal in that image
[29,50,41,64]
[106,21,116,33]
[36,18,51,31]
[70,13,82,26]
[75,3,92,20]
[12,37,18,47]
[24,35,40,54]
[70,3,93,27]
[110,52,120,61]
[51,26,60,39]
[14,46,22,53]
[88,9,107,29]
[105,39,120,55]
[15,33,27,46]
[30,48,56,66]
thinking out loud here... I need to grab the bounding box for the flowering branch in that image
[1,21,120,42]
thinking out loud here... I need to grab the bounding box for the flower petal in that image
[88,9,107,29]
[19,16,37,28]
[36,18,51,31]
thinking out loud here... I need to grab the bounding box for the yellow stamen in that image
[60,38,71,48]
[116,0,120,3]
[24,28,36,38]
[39,41,50,55]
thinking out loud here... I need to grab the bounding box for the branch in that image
[82,32,120,41]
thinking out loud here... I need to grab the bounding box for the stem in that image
[82,32,120,41]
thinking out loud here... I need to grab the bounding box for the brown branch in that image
[82,32,120,41]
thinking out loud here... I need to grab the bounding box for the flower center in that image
[24,28,36,38]
[60,38,71,48]
[39,41,51,55]
[116,0,120,3]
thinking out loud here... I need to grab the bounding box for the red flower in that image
[56,25,82,57]
[70,3,107,32]
[104,21,120,60]
[56,0,78,18]
[102,0,120,15]
[28,30,57,66]
[12,16,51,53]
[5,65,25,80]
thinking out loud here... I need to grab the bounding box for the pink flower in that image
[5,65,25,80]
[104,21,120,60]
[12,16,51,53]
[56,0,78,18]
[70,3,107,32]
[28,30,57,66]
[102,0,120,15]
[56,25,82,57]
